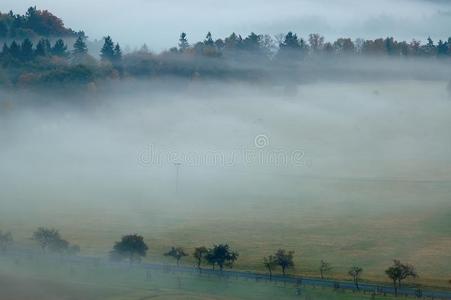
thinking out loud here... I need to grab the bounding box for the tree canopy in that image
[110,234,149,263]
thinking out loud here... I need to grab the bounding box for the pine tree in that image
[204,32,214,47]
[113,43,122,63]
[73,36,87,55]
[100,36,115,62]
[179,32,189,51]
[9,41,20,59]
[20,38,34,61]
[35,38,51,56]
[0,21,8,38]
[52,39,68,57]
[1,43,9,58]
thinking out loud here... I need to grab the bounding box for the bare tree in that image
[263,255,277,280]
[348,266,363,290]
[193,246,208,270]
[165,247,188,266]
[274,249,295,276]
[385,260,417,296]
[319,260,332,279]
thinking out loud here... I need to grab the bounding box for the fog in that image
[2,0,451,50]
[1,58,451,223]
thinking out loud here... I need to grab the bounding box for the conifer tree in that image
[100,36,115,62]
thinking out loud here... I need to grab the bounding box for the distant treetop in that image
[0,6,81,40]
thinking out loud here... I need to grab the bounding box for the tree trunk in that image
[282,266,286,276]
[320,270,324,279]
[269,268,272,281]
[393,280,398,297]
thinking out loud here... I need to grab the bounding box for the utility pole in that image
[174,162,182,194]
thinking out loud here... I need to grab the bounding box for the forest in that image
[1,7,451,89]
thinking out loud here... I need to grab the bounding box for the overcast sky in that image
[1,0,451,51]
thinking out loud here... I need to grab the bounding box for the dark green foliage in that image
[100,36,115,62]
[52,39,68,57]
[274,249,295,275]
[0,21,7,38]
[73,36,88,56]
[110,234,148,263]
[437,40,448,57]
[8,41,20,59]
[179,32,189,51]
[205,244,239,271]
[1,43,9,58]
[35,38,51,57]
[113,43,122,64]
[20,38,34,61]
[36,64,95,86]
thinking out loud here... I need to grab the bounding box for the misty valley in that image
[1,4,451,300]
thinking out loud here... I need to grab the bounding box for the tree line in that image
[1,7,451,88]
[0,228,427,296]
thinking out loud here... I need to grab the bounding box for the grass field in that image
[1,80,451,290]
[0,254,400,300]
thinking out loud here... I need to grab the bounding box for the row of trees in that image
[2,32,451,67]
[0,7,80,39]
[0,229,429,296]
[0,35,121,65]
[171,32,451,60]
[110,233,419,296]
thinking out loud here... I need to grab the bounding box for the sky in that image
[1,0,451,51]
